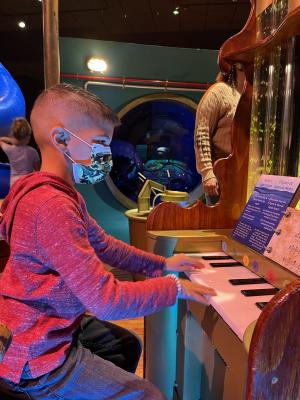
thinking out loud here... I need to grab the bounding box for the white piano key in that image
[186,251,229,258]
[185,252,276,341]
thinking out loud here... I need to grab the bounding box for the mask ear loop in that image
[64,151,76,164]
[63,128,92,148]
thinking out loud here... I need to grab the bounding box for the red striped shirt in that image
[0,173,177,383]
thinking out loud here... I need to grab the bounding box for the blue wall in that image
[60,37,218,242]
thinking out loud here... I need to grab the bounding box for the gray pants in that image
[0,317,165,400]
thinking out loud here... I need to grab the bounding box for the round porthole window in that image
[106,93,201,209]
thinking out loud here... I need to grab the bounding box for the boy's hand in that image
[165,253,205,272]
[178,279,217,305]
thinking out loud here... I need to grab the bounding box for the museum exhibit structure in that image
[142,1,300,399]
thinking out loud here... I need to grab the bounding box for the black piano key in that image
[229,277,267,286]
[256,302,268,310]
[241,288,279,297]
[210,261,243,268]
[202,255,233,260]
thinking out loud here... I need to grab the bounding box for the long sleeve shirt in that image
[0,172,177,383]
[194,82,240,182]
[0,142,40,176]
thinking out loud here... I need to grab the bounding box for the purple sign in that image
[232,175,300,254]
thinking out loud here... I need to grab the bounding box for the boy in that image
[0,84,216,399]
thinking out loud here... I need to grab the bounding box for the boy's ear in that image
[51,128,70,150]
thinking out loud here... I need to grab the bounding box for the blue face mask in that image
[63,129,113,185]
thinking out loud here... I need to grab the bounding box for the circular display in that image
[222,241,228,252]
[243,255,250,267]
[252,260,259,272]
[106,94,200,208]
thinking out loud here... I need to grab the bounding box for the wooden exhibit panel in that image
[146,2,256,232]
[219,0,256,70]
[145,2,300,400]
[256,0,272,16]
[246,279,300,399]
[289,0,300,12]
[264,207,300,276]
[147,1,300,234]
[146,83,252,231]
[224,4,300,63]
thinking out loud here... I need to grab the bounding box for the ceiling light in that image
[86,57,108,73]
[173,6,180,15]
[18,21,26,29]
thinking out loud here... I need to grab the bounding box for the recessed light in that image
[86,57,108,73]
[173,6,180,16]
[18,21,26,29]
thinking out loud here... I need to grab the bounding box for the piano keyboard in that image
[185,251,278,341]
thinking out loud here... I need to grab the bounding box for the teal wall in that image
[60,37,218,242]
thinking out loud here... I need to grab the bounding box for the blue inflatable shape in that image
[0,63,25,137]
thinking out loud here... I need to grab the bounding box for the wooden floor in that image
[113,317,144,378]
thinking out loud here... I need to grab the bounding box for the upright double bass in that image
[147,1,256,231]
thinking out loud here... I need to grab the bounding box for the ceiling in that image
[0,0,251,104]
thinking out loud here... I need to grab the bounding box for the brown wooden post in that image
[43,0,60,88]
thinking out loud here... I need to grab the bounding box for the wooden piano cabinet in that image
[145,230,247,400]
[179,300,248,400]
[145,229,300,399]
[246,279,300,400]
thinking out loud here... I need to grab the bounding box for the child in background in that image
[0,117,40,185]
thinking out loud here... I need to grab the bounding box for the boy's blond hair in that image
[32,83,120,127]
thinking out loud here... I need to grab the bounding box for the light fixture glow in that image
[87,57,108,73]
[18,21,26,29]
[173,6,180,15]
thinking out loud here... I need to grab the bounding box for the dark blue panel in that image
[0,163,10,198]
